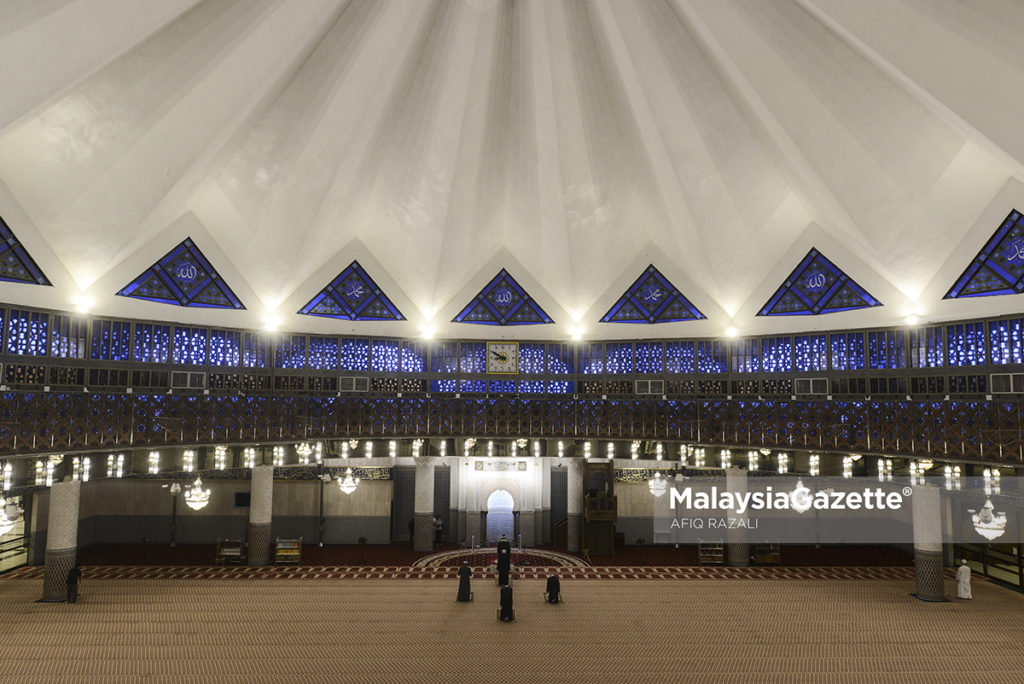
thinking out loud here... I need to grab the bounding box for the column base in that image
[913,547,946,602]
[42,547,76,602]
[413,512,434,552]
[247,522,271,566]
[727,543,750,567]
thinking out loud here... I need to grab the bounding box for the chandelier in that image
[183,476,211,511]
[648,472,667,497]
[337,468,360,495]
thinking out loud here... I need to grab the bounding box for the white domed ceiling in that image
[0,0,1023,340]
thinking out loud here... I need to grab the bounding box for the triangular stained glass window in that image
[945,209,1024,299]
[117,238,244,309]
[0,215,50,285]
[757,248,881,316]
[600,265,705,323]
[453,269,553,326]
[298,261,404,321]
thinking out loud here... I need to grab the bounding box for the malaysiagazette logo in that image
[669,481,909,515]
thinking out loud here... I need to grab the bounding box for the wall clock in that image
[486,342,519,374]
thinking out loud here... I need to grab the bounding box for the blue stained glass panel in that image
[91,320,130,361]
[459,380,486,393]
[578,344,604,374]
[460,343,485,373]
[0,215,50,285]
[793,335,826,372]
[401,342,427,373]
[339,338,369,371]
[697,341,727,374]
[7,309,47,356]
[370,339,399,372]
[909,326,944,368]
[547,381,573,394]
[990,319,1024,365]
[209,330,240,367]
[635,342,663,373]
[518,380,547,393]
[945,209,1024,299]
[308,336,338,370]
[547,344,573,375]
[50,314,87,359]
[758,248,881,316]
[173,327,208,365]
[665,341,695,373]
[518,343,546,374]
[488,379,516,393]
[600,265,705,323]
[830,333,865,371]
[947,323,986,367]
[452,269,553,326]
[134,324,170,363]
[731,339,759,373]
[243,333,268,368]
[868,331,906,370]
[430,342,458,374]
[605,343,634,374]
[298,261,404,321]
[763,337,794,373]
[274,335,305,369]
[431,379,457,392]
[118,237,244,309]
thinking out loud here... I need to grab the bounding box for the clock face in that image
[486,342,519,374]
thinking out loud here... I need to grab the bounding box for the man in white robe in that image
[956,559,972,599]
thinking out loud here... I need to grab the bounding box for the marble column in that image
[247,465,273,566]
[541,454,552,543]
[41,478,81,601]
[567,458,583,552]
[448,452,460,544]
[912,484,945,601]
[414,457,436,552]
[726,467,750,567]
[520,459,535,548]
[532,454,544,546]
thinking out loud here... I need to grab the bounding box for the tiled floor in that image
[1,571,1019,682]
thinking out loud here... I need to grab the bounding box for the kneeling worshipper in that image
[545,575,560,603]
[457,562,472,602]
[499,584,514,621]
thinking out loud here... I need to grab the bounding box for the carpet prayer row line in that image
[4,565,933,581]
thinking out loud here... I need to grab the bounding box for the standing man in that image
[66,565,82,604]
[496,533,512,586]
[457,562,472,602]
[957,559,972,599]
[434,515,443,544]
[499,584,514,621]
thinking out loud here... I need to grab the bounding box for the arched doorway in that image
[485,489,515,542]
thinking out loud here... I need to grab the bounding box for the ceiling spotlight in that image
[905,314,919,326]
[725,326,738,338]
[420,325,435,340]
[73,295,93,314]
